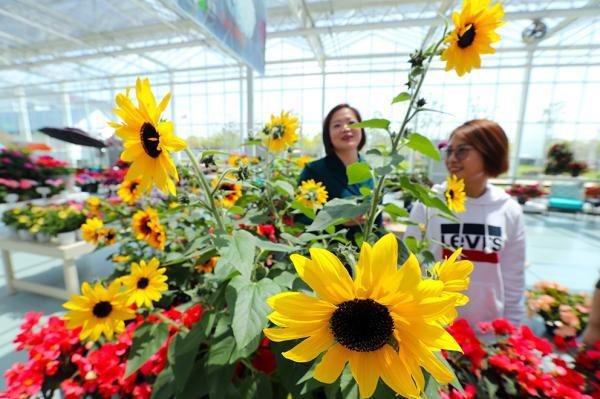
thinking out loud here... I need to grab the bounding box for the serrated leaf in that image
[349,118,390,130]
[407,133,440,161]
[347,162,371,185]
[125,322,170,378]
[216,230,257,280]
[392,92,410,104]
[229,277,280,349]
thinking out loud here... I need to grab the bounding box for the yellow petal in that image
[313,344,350,384]
[349,350,380,398]
[282,328,333,362]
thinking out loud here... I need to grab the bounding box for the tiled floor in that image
[1,212,599,390]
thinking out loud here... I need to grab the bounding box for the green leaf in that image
[216,230,257,280]
[346,162,372,185]
[254,239,297,253]
[349,118,390,130]
[383,203,409,218]
[392,92,411,104]
[273,180,295,197]
[125,322,170,378]
[207,335,236,366]
[424,374,443,399]
[169,322,206,394]
[307,198,369,232]
[404,236,419,253]
[227,205,245,215]
[200,149,229,157]
[291,200,316,219]
[407,133,440,161]
[229,276,280,349]
[359,186,372,196]
[151,366,175,399]
[243,139,262,146]
[374,154,405,175]
[273,271,297,289]
[366,148,383,156]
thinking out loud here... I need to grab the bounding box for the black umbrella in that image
[38,127,107,149]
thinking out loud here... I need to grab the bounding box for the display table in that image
[0,236,94,300]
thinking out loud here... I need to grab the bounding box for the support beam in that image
[288,0,326,70]
[269,6,600,38]
[509,50,534,182]
[421,0,453,49]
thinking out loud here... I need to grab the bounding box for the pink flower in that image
[19,179,38,189]
[44,178,64,187]
[0,178,19,188]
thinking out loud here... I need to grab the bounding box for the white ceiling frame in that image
[269,5,600,38]
[420,0,453,49]
[287,0,327,70]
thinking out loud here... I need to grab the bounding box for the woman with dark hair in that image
[296,104,381,235]
[406,119,526,327]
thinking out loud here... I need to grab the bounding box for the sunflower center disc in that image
[457,24,476,48]
[330,298,394,352]
[271,125,284,139]
[137,277,150,289]
[130,181,139,193]
[449,189,455,199]
[140,123,162,158]
[92,301,113,318]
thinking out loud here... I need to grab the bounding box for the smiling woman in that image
[295,104,382,236]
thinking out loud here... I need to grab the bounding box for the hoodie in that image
[406,182,526,327]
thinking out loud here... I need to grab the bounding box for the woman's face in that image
[329,107,362,153]
[445,132,487,183]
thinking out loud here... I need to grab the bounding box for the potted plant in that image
[506,183,545,205]
[568,161,588,177]
[45,207,87,245]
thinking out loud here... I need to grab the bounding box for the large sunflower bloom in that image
[211,174,242,208]
[441,0,505,76]
[118,177,143,205]
[264,234,471,398]
[296,179,328,209]
[80,218,104,243]
[63,280,135,341]
[121,258,168,308]
[98,228,117,246]
[446,175,467,213]
[262,111,300,152]
[109,78,187,195]
[132,207,160,240]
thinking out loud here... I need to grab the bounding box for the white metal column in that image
[246,66,254,156]
[16,87,32,142]
[510,49,534,183]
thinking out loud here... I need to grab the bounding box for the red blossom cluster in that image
[239,223,277,242]
[2,305,203,399]
[506,183,545,204]
[574,341,600,398]
[444,318,594,399]
[33,155,69,168]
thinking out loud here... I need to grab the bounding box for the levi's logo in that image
[440,223,504,252]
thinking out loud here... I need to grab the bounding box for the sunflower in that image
[195,256,219,273]
[132,207,160,240]
[228,154,250,167]
[86,197,101,216]
[147,225,166,251]
[262,111,300,152]
[432,248,474,323]
[121,258,168,308]
[80,218,104,243]
[109,77,187,195]
[446,175,467,213]
[98,228,117,246]
[211,174,242,208]
[63,280,135,341]
[112,255,131,263]
[296,179,328,210]
[441,0,505,76]
[295,155,313,168]
[118,178,143,205]
[264,233,471,399]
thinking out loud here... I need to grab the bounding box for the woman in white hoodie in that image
[406,119,526,327]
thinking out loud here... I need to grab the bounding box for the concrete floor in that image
[1,212,599,391]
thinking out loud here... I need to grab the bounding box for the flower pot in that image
[76,229,84,241]
[56,231,77,245]
[17,229,34,241]
[36,232,51,243]
[7,226,18,238]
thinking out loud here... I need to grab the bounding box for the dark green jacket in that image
[296,154,383,231]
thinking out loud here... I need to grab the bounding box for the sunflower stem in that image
[263,140,285,233]
[184,147,226,233]
[362,34,447,242]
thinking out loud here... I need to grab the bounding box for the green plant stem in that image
[263,142,285,233]
[155,312,190,334]
[184,147,226,233]
[363,35,447,241]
